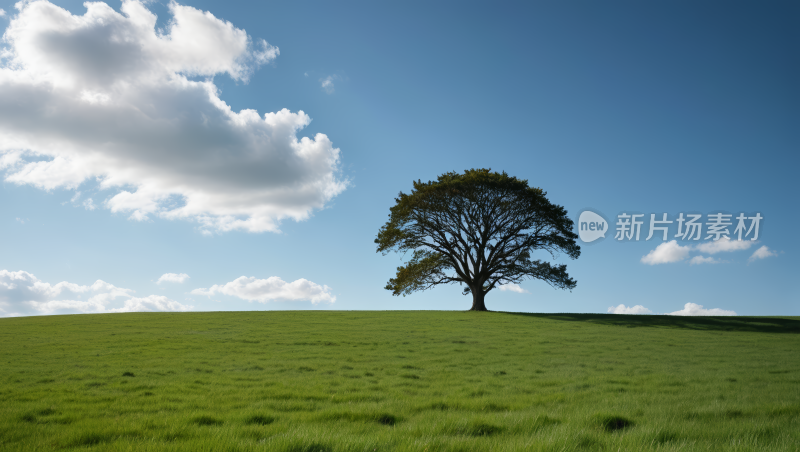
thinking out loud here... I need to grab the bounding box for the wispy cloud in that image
[320,75,336,94]
[695,237,755,254]
[608,304,652,314]
[689,256,722,265]
[498,283,529,294]
[192,276,335,304]
[667,302,736,316]
[157,273,190,284]
[748,245,778,262]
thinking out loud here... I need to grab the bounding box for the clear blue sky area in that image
[0,0,797,316]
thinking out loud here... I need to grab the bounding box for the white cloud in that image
[0,9,6,17]
[498,283,528,294]
[320,76,335,94]
[157,272,190,284]
[608,304,652,314]
[110,295,192,313]
[82,197,96,210]
[192,275,335,304]
[748,245,778,262]
[689,255,722,265]
[641,240,691,265]
[0,0,347,234]
[667,302,736,316]
[695,237,754,254]
[0,269,192,316]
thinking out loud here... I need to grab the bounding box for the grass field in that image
[0,311,798,451]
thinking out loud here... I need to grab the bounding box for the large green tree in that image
[375,169,580,311]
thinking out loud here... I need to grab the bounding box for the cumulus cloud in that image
[0,0,347,233]
[498,283,529,294]
[749,245,778,262]
[642,236,766,266]
[157,272,190,284]
[608,304,652,314]
[667,302,736,316]
[695,237,754,254]
[641,240,691,265]
[689,256,722,265]
[82,198,96,210]
[0,269,192,316]
[192,276,335,304]
[110,295,192,313]
[0,8,6,17]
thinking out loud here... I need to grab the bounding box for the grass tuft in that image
[592,413,634,432]
[467,420,503,436]
[286,443,332,452]
[66,432,113,447]
[652,429,680,444]
[244,414,275,425]
[192,415,223,426]
[122,371,135,377]
[577,434,603,450]
[375,413,397,426]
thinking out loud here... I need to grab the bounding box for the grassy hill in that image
[0,311,798,451]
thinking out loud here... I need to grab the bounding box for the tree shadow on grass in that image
[498,313,800,334]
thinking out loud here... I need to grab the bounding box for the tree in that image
[375,169,580,311]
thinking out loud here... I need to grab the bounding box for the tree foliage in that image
[375,169,580,311]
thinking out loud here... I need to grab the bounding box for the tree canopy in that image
[375,169,580,311]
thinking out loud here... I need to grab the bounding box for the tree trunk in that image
[470,290,488,311]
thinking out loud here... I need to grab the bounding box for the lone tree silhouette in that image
[375,169,580,311]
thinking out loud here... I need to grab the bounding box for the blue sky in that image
[0,0,797,317]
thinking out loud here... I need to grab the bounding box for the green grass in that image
[0,311,798,451]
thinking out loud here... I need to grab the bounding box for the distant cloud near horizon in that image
[667,302,736,316]
[608,304,652,314]
[0,0,347,234]
[0,269,192,316]
[157,273,190,284]
[192,276,335,304]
